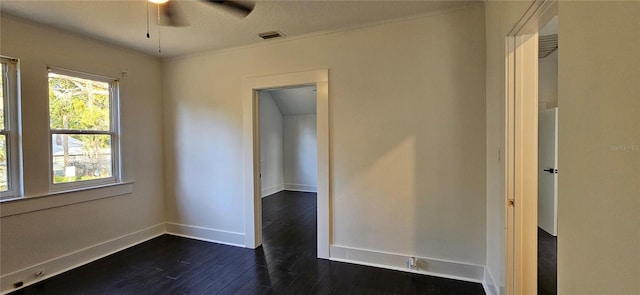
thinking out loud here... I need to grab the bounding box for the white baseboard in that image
[483,267,499,295]
[261,184,284,198]
[165,222,245,247]
[283,183,317,193]
[329,245,484,283]
[0,223,165,295]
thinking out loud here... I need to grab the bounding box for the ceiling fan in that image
[148,0,255,27]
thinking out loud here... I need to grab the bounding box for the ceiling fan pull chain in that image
[146,1,150,38]
[156,3,162,54]
[158,27,162,54]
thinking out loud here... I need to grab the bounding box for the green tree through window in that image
[49,70,117,185]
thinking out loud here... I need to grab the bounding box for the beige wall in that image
[558,2,640,294]
[0,15,165,290]
[164,5,487,265]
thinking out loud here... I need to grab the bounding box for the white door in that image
[538,107,558,236]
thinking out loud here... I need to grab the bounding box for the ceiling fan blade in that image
[159,1,189,27]
[203,0,255,18]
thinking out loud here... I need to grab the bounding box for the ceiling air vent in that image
[259,31,285,40]
[539,34,558,58]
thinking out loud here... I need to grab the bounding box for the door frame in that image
[242,69,330,259]
[504,1,556,294]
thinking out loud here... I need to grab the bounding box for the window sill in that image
[0,182,134,218]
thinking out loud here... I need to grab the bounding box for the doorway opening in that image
[242,69,330,259]
[537,16,558,295]
[257,85,319,257]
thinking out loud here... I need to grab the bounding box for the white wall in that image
[0,15,165,292]
[283,114,317,192]
[538,50,558,110]
[163,3,486,272]
[259,92,284,197]
[557,2,639,294]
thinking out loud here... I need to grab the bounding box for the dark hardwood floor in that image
[538,227,557,295]
[10,191,484,295]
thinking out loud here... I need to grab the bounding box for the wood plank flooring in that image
[10,191,484,295]
[538,227,557,295]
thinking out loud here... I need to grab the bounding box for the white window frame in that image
[0,56,23,200]
[47,67,121,192]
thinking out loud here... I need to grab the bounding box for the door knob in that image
[543,168,558,174]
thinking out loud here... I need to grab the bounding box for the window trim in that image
[47,66,121,192]
[0,56,23,200]
[1,182,134,217]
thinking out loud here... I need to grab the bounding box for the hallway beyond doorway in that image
[538,227,557,295]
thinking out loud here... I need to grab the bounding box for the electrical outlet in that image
[407,257,418,270]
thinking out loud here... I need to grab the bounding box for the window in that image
[0,56,22,199]
[48,68,120,189]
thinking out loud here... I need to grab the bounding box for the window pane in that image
[48,72,110,131]
[0,63,5,130]
[0,134,7,191]
[52,134,112,184]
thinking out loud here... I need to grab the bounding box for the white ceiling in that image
[268,86,316,116]
[0,0,478,58]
